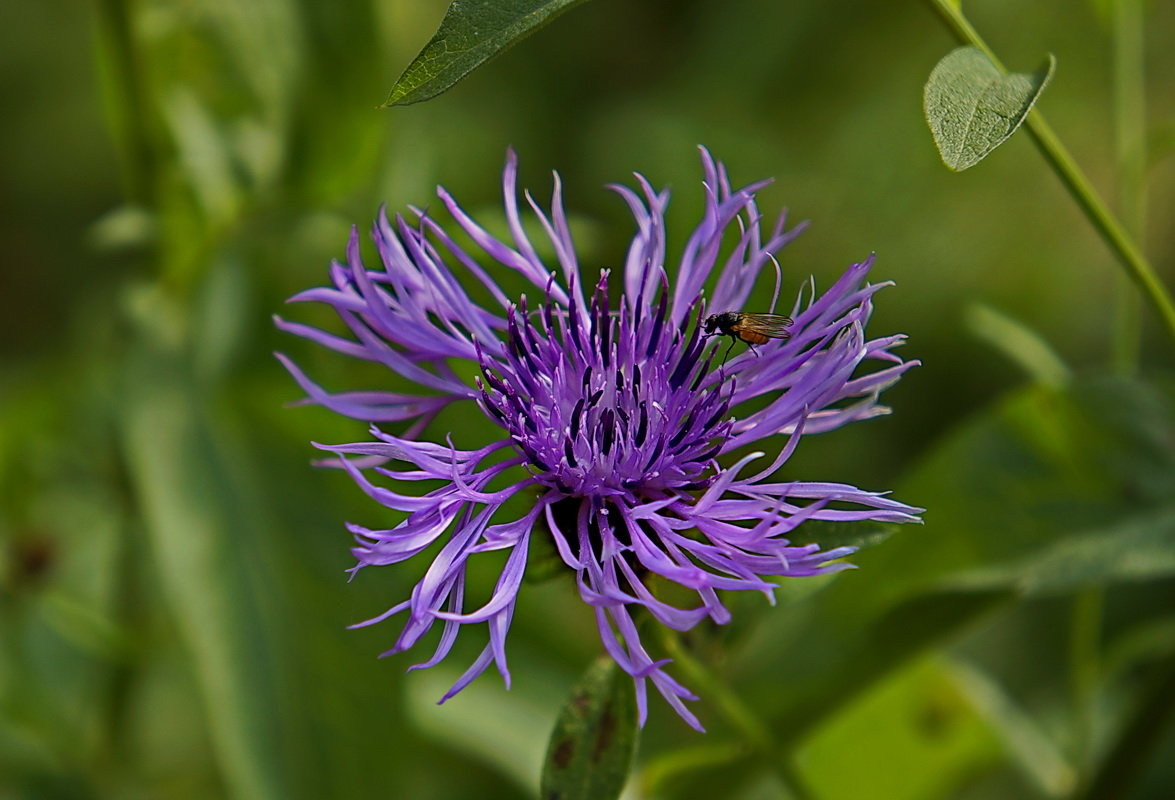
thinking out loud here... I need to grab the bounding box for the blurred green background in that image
[2,0,1174,798]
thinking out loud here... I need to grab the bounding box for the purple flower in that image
[276,149,920,730]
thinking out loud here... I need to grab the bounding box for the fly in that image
[703,312,793,362]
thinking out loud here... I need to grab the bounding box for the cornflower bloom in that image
[276,149,920,730]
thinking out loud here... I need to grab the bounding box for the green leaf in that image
[924,46,1055,171]
[383,0,593,107]
[711,375,1175,795]
[854,375,1175,604]
[1083,649,1175,800]
[769,586,1017,745]
[799,659,1001,800]
[946,657,1077,797]
[120,337,290,800]
[541,657,639,800]
[680,587,1013,799]
[949,506,1175,595]
[964,303,1071,389]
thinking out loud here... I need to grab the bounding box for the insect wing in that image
[735,313,793,339]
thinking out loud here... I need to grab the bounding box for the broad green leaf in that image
[924,46,1055,171]
[946,657,1077,797]
[120,335,290,800]
[799,658,1001,800]
[383,0,593,107]
[1082,648,1175,799]
[670,587,1012,800]
[851,375,1175,605]
[949,505,1175,595]
[1105,617,1175,684]
[541,657,639,800]
[705,375,1175,796]
[767,586,1017,745]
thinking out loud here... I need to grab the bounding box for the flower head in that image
[276,149,920,730]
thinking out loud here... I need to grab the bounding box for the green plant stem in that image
[1111,0,1147,374]
[659,629,815,800]
[1068,588,1103,790]
[90,0,159,770]
[924,0,1175,346]
[98,455,147,774]
[1080,650,1175,799]
[91,0,157,206]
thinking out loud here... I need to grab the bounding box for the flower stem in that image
[924,0,1175,345]
[659,628,816,800]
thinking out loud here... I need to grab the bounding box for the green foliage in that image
[707,376,1175,796]
[964,303,1071,389]
[4,0,1175,798]
[120,327,291,800]
[897,376,1175,595]
[799,658,1002,800]
[765,587,1018,743]
[924,46,1055,171]
[946,657,1076,796]
[541,658,639,800]
[383,0,595,107]
[952,507,1175,594]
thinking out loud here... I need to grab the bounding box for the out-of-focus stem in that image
[1080,651,1175,799]
[659,628,816,800]
[1111,0,1147,373]
[1068,588,1103,791]
[90,0,156,773]
[924,0,1175,346]
[91,0,157,206]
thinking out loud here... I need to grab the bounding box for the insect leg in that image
[721,338,735,365]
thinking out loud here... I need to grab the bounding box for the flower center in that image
[476,274,732,499]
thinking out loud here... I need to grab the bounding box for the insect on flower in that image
[704,311,793,359]
[276,148,922,731]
